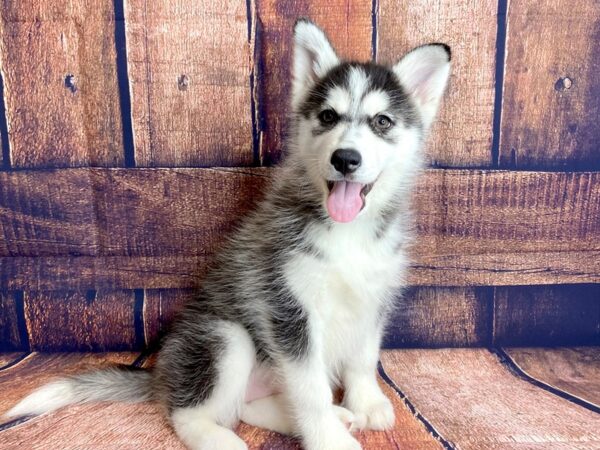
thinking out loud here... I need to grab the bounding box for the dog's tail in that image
[5,365,153,419]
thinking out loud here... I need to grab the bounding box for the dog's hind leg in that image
[159,320,255,450]
[241,394,356,436]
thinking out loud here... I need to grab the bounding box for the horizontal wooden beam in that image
[1,168,598,288]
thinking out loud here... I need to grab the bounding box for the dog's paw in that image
[346,393,395,431]
[333,404,356,429]
[306,413,362,450]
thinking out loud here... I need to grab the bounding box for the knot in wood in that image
[178,74,190,91]
[64,74,77,93]
[554,77,573,92]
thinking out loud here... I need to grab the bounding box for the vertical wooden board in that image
[24,290,138,351]
[494,285,600,346]
[144,289,191,346]
[377,0,497,167]
[499,0,600,169]
[384,287,491,348]
[126,0,253,167]
[256,0,373,165]
[0,2,124,168]
[0,291,25,351]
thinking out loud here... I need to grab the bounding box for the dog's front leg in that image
[342,327,394,431]
[280,353,361,450]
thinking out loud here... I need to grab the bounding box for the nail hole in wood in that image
[64,74,77,93]
[178,74,190,91]
[554,77,573,92]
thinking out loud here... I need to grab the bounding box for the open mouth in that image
[325,180,375,223]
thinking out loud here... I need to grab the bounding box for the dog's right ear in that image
[291,19,339,109]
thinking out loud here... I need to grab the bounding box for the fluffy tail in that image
[5,366,153,419]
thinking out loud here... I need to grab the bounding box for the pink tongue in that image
[326,181,364,223]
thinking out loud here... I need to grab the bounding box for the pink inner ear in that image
[411,66,437,102]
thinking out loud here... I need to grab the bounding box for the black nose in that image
[330,149,362,175]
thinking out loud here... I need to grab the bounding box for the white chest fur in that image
[283,219,408,376]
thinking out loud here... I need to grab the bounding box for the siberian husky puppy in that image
[7,19,450,450]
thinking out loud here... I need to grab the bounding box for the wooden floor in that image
[0,348,599,450]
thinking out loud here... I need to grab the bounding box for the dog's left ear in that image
[393,44,451,130]
[291,19,340,109]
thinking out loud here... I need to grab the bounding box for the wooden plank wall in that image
[0,0,598,351]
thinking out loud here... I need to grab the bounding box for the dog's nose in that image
[330,149,362,175]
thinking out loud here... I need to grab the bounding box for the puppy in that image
[7,19,450,450]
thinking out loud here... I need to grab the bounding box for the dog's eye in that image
[318,109,338,124]
[375,115,393,129]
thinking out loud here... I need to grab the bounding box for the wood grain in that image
[0,291,24,351]
[256,0,373,164]
[499,0,600,169]
[0,352,138,418]
[0,167,269,257]
[143,289,191,346]
[493,285,600,347]
[383,287,490,348]
[503,347,600,408]
[1,168,599,288]
[0,353,25,369]
[381,349,600,449]
[0,1,124,168]
[125,0,253,167]
[377,0,497,167]
[23,290,138,351]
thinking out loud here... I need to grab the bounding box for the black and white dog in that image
[7,19,450,450]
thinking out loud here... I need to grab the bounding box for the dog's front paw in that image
[345,391,395,431]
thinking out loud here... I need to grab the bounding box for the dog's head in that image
[289,20,450,223]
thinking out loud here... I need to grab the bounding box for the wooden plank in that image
[256,0,373,164]
[0,353,25,369]
[494,285,600,347]
[381,349,600,449]
[0,2,124,168]
[0,352,138,418]
[503,347,600,408]
[0,167,268,257]
[0,291,25,351]
[23,290,139,351]
[383,287,490,348]
[125,0,253,167]
[377,0,497,167]
[143,289,190,346]
[1,168,599,287]
[499,1,600,169]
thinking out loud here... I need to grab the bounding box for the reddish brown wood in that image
[0,2,124,168]
[0,352,138,417]
[0,167,269,257]
[384,288,490,348]
[256,0,373,164]
[0,291,24,351]
[125,0,253,167]
[0,353,25,369]
[381,349,600,449]
[493,285,600,347]
[500,0,600,169]
[143,289,190,346]
[23,290,138,351]
[504,347,600,407]
[377,0,497,167]
[1,168,599,288]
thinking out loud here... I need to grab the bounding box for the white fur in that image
[5,380,75,418]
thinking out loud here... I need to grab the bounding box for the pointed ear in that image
[291,19,340,109]
[393,44,451,129]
